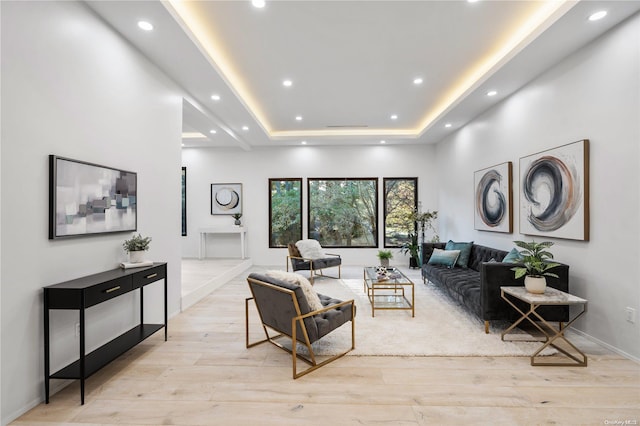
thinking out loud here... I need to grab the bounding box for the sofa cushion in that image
[445,240,474,268]
[502,247,523,263]
[296,239,325,259]
[427,248,460,268]
[265,270,323,311]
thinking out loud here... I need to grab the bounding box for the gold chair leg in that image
[484,321,490,334]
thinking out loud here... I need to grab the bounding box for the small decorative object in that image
[232,213,242,226]
[123,233,151,263]
[211,183,242,215]
[511,240,560,294]
[377,250,393,268]
[474,161,513,233]
[400,233,420,268]
[519,139,589,241]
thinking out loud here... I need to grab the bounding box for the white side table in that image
[198,227,247,260]
[500,286,588,367]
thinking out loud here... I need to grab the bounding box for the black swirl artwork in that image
[522,156,581,232]
[475,170,506,227]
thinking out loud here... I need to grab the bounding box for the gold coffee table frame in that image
[363,267,414,317]
[500,286,588,367]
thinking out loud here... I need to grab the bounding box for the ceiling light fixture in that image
[390,115,398,120]
[380,140,386,144]
[295,116,302,121]
[282,79,292,87]
[211,94,221,101]
[413,78,423,85]
[487,90,497,96]
[467,0,480,3]
[137,21,154,31]
[301,141,307,145]
[588,10,607,21]
[209,129,217,134]
[242,126,249,131]
[445,123,452,128]
[252,0,266,8]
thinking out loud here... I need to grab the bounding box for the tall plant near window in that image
[308,178,378,248]
[269,178,302,247]
[384,177,417,247]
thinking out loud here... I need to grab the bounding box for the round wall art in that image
[211,183,242,215]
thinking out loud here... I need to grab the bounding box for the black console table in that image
[43,262,167,404]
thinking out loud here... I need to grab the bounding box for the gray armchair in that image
[287,242,341,284]
[245,272,355,378]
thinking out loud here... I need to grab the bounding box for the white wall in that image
[1,2,183,423]
[181,144,439,266]
[435,13,640,359]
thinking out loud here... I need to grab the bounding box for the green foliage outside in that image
[309,179,377,247]
[270,180,302,247]
[385,179,417,247]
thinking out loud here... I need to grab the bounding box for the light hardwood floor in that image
[14,262,640,425]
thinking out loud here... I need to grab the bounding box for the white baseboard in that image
[181,258,253,311]
[570,328,640,363]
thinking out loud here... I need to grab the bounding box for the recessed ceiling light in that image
[211,94,221,101]
[487,90,497,97]
[588,10,607,21]
[295,116,302,121]
[380,140,386,144]
[242,126,249,131]
[445,123,452,128]
[252,0,266,8]
[209,129,217,134]
[390,115,398,120]
[301,141,307,145]
[137,21,154,31]
[413,78,423,85]
[283,79,293,87]
[467,0,480,3]
[181,143,185,147]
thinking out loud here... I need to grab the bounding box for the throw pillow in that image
[427,248,460,269]
[444,240,473,268]
[265,270,324,311]
[295,239,325,260]
[502,247,523,263]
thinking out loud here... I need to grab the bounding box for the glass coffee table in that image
[363,267,414,317]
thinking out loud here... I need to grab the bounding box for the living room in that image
[2,1,639,425]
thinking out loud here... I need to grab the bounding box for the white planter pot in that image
[129,250,145,263]
[380,258,389,268]
[525,275,547,294]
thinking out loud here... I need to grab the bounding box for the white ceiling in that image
[86,1,640,150]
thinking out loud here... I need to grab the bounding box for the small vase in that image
[234,219,241,226]
[525,275,546,294]
[129,250,145,263]
[380,258,389,268]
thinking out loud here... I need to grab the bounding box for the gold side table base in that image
[501,288,588,367]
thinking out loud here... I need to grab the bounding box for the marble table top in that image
[501,286,587,305]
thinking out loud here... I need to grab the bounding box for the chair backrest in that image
[247,273,320,342]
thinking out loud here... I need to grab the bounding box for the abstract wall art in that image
[211,183,242,215]
[519,139,589,241]
[49,155,137,239]
[474,162,513,233]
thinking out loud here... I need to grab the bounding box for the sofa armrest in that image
[481,262,570,321]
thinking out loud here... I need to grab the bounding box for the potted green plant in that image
[401,233,420,268]
[377,249,393,268]
[511,240,560,294]
[232,213,242,226]
[123,233,152,263]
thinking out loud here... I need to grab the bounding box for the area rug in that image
[294,278,554,357]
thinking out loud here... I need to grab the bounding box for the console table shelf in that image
[44,263,167,405]
[50,324,164,380]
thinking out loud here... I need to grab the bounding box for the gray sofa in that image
[421,242,569,333]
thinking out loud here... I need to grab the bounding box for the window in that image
[383,177,417,247]
[269,178,302,247]
[308,178,378,248]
